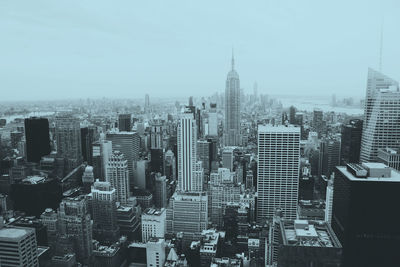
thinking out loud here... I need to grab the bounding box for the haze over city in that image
[1,0,399,101]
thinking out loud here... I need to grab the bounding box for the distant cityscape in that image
[0,45,399,267]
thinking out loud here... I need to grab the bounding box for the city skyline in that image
[1,0,399,101]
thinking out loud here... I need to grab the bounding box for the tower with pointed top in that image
[360,68,400,162]
[224,51,241,146]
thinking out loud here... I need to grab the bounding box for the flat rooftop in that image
[258,124,300,133]
[0,227,32,240]
[337,165,400,182]
[281,220,341,248]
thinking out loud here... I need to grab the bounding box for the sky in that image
[0,0,399,101]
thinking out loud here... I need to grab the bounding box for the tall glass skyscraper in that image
[224,53,241,146]
[360,68,400,162]
[24,117,51,163]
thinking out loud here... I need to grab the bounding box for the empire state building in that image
[224,52,241,146]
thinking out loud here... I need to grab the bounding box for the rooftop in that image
[22,175,46,184]
[258,124,300,133]
[281,220,341,248]
[338,163,400,182]
[0,227,32,240]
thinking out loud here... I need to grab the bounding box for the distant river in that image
[2,111,55,124]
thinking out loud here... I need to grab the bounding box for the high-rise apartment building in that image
[106,131,140,182]
[340,119,363,164]
[91,180,120,243]
[24,117,51,163]
[360,68,400,162]
[154,174,167,208]
[257,125,300,222]
[106,151,130,205]
[177,113,203,192]
[224,53,241,146]
[0,226,39,266]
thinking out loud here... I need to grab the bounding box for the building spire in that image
[231,47,235,70]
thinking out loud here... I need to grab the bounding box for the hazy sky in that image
[0,0,399,101]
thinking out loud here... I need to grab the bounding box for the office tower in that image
[24,117,51,163]
[82,165,94,193]
[80,126,95,164]
[118,113,131,132]
[167,192,208,243]
[150,148,164,174]
[197,139,211,174]
[177,113,203,192]
[222,147,234,171]
[360,68,400,162]
[378,147,400,170]
[208,103,218,136]
[257,125,300,222]
[146,238,166,267]
[154,174,167,208]
[325,179,333,224]
[10,131,23,149]
[116,205,140,241]
[266,214,342,267]
[10,175,62,217]
[151,123,163,149]
[0,226,39,266]
[91,180,120,244]
[55,114,82,169]
[319,137,341,178]
[164,150,176,181]
[133,160,149,189]
[106,151,130,205]
[332,163,400,267]
[145,94,150,113]
[313,109,324,137]
[106,131,140,181]
[289,106,296,124]
[141,208,166,242]
[59,196,93,264]
[224,52,241,146]
[92,140,113,181]
[340,119,363,164]
[40,208,59,252]
[209,168,240,228]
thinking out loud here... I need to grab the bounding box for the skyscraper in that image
[208,103,218,137]
[80,126,95,164]
[257,125,300,222]
[55,113,82,167]
[91,140,113,181]
[59,196,93,265]
[150,123,163,149]
[0,226,39,266]
[118,114,131,132]
[91,180,120,244]
[106,131,140,182]
[106,151,130,205]
[360,68,400,162]
[224,52,241,146]
[24,117,51,163]
[145,94,150,113]
[177,112,203,192]
[332,163,400,267]
[340,119,363,164]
